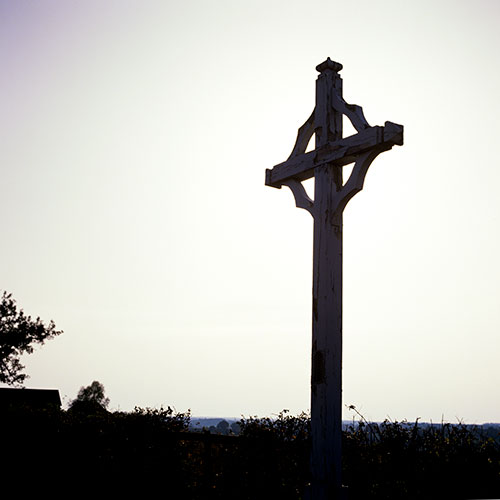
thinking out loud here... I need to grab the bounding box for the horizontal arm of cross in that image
[265,121,403,189]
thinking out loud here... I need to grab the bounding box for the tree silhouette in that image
[70,380,110,411]
[0,291,62,386]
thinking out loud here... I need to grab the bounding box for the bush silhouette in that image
[1,404,499,498]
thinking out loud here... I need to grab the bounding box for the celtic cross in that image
[265,58,403,499]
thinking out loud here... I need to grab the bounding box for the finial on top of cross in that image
[316,57,343,73]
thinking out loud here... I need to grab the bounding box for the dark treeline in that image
[2,404,500,498]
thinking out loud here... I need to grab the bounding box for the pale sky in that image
[1,0,500,422]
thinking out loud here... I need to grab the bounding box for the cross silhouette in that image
[265,58,403,500]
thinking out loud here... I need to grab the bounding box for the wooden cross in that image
[265,58,403,499]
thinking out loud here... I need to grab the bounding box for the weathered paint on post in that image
[265,58,403,500]
[311,60,344,500]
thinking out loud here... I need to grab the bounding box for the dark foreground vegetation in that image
[2,404,500,499]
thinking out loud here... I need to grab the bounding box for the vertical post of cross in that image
[310,59,344,500]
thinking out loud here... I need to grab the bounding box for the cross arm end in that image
[265,168,282,189]
[383,121,404,147]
